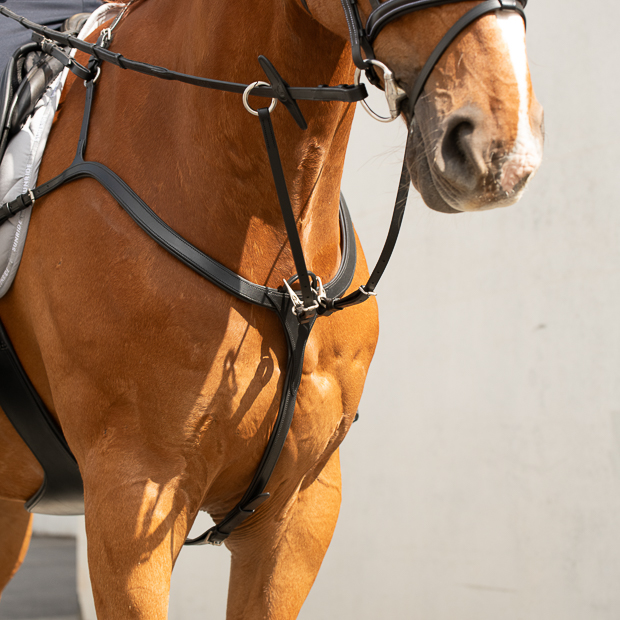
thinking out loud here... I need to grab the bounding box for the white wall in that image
[301,1,620,618]
[76,1,620,618]
[32,514,80,537]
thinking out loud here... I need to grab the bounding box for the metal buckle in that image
[354,59,407,123]
[204,530,224,546]
[100,27,113,47]
[315,276,328,307]
[283,279,319,318]
[359,285,377,297]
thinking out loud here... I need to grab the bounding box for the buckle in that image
[283,279,318,323]
[99,28,113,48]
[315,276,328,307]
[282,274,331,323]
[358,285,377,298]
[204,529,224,546]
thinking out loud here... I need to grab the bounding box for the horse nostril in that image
[438,109,488,190]
[442,120,475,173]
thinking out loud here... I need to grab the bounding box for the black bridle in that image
[0,0,526,544]
[338,0,526,120]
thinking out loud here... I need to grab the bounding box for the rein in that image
[0,0,526,545]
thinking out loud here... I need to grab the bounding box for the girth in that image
[0,0,527,544]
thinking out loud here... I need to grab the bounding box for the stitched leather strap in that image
[185,301,316,546]
[365,0,525,41]
[325,148,411,312]
[339,0,377,69]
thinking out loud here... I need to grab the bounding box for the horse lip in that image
[405,116,461,214]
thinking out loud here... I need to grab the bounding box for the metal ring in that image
[243,81,278,116]
[84,65,101,87]
[354,59,401,123]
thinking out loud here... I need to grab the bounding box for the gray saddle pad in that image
[0,3,123,297]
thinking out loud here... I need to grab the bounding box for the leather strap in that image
[186,301,316,545]
[325,149,411,312]
[0,73,358,534]
[258,56,307,130]
[366,0,465,41]
[0,321,84,514]
[406,0,525,116]
[339,0,377,70]
[366,0,525,41]
[299,0,313,15]
[0,8,368,104]
[34,34,93,81]
[258,107,315,312]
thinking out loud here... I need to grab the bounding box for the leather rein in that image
[0,0,526,545]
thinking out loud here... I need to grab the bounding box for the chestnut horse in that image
[0,0,543,618]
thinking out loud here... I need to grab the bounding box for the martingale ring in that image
[243,81,278,116]
[354,59,407,123]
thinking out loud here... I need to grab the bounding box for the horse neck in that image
[101,0,356,287]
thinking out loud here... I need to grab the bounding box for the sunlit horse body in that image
[0,0,543,618]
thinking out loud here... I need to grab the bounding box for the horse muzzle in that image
[405,97,544,214]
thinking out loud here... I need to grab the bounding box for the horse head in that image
[303,0,544,213]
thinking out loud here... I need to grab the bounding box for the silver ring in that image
[84,66,101,87]
[243,81,278,116]
[354,59,403,123]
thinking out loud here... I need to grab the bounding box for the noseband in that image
[341,0,526,121]
[0,0,527,544]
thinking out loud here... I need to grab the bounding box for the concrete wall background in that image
[298,2,620,618]
[41,0,620,617]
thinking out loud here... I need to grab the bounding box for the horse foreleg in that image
[0,499,33,597]
[81,461,193,620]
[225,449,343,620]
